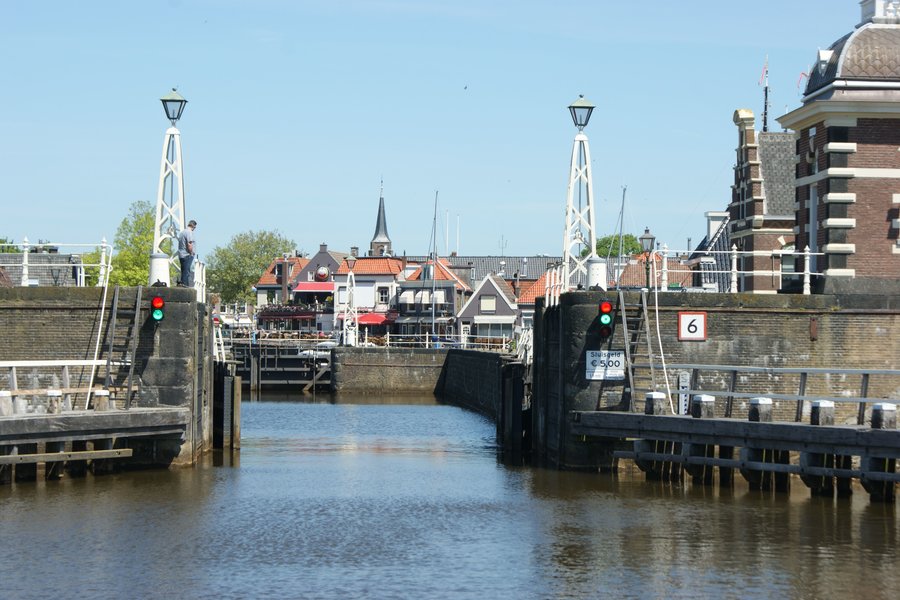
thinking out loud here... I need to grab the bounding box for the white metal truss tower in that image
[148,126,186,285]
[562,95,598,291]
[342,269,358,346]
[562,129,597,290]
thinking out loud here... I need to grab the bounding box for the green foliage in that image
[206,230,297,304]
[595,233,643,257]
[0,238,21,253]
[108,200,159,286]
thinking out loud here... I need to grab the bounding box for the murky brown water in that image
[1,392,898,599]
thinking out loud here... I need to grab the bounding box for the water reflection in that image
[1,392,897,600]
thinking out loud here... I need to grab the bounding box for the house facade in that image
[730,110,796,292]
[778,0,900,294]
[333,255,405,335]
[457,274,519,346]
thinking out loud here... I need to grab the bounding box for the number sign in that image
[678,312,707,341]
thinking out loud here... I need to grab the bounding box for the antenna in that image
[759,55,770,132]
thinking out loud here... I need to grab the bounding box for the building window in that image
[377,287,390,304]
[480,295,497,314]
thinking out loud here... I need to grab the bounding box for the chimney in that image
[319,242,328,253]
[351,246,359,257]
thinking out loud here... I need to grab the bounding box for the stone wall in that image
[438,349,504,419]
[532,290,900,470]
[0,287,211,465]
[331,347,448,394]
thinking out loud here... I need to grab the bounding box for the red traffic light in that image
[599,299,614,338]
[151,296,165,321]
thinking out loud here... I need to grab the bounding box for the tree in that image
[206,230,297,304]
[108,200,162,286]
[82,200,170,286]
[0,238,21,253]
[595,233,643,257]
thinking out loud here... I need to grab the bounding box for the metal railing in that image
[636,362,900,423]
[0,359,113,416]
[0,237,113,288]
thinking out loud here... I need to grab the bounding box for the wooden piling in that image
[741,397,773,491]
[684,395,715,485]
[801,400,836,497]
[862,403,897,503]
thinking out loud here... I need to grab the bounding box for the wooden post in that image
[684,395,715,485]
[44,441,65,480]
[66,440,88,478]
[741,397,773,491]
[800,400,835,497]
[862,403,897,503]
[636,392,668,479]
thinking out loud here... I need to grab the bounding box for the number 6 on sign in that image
[678,311,707,341]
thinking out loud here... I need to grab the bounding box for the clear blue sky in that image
[2,0,855,258]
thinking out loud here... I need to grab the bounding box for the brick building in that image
[779,0,900,293]
[730,110,795,292]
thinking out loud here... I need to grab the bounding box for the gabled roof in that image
[256,256,309,287]
[458,273,518,317]
[516,274,548,305]
[336,257,404,276]
[405,258,472,292]
[405,255,561,285]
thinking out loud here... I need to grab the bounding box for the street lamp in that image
[149,88,189,286]
[562,95,601,291]
[639,227,656,289]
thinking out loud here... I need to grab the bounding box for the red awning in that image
[357,313,388,325]
[291,282,334,292]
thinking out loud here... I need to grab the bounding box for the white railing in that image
[0,359,112,417]
[0,237,113,288]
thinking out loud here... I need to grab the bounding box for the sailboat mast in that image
[431,191,438,339]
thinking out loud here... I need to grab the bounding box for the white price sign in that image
[586,350,625,380]
[678,311,707,341]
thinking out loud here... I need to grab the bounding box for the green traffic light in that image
[152,308,164,321]
[599,314,612,325]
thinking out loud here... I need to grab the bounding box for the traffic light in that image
[150,295,165,322]
[598,299,614,338]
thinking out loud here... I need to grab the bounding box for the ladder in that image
[103,285,143,409]
[616,289,656,412]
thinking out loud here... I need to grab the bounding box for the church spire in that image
[370,179,392,256]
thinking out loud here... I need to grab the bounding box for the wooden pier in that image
[571,396,899,502]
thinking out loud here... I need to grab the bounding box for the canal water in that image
[2,393,898,600]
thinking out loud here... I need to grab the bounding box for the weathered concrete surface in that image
[331,347,448,393]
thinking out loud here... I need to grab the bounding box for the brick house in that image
[730,110,796,292]
[778,0,900,293]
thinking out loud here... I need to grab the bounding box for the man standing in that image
[177,220,197,287]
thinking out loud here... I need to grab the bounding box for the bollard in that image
[691,394,715,419]
[46,390,62,414]
[684,395,715,485]
[862,403,897,503]
[811,400,835,426]
[0,390,12,417]
[93,390,110,411]
[801,401,836,497]
[748,397,773,423]
[644,392,668,416]
[872,402,897,430]
[13,395,28,415]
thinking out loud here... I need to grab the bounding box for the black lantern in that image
[639,227,656,253]
[568,95,594,130]
[160,88,187,125]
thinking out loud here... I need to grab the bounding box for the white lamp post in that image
[149,88,189,286]
[342,256,358,347]
[562,95,598,290]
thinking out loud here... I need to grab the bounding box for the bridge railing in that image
[0,238,113,288]
[636,362,900,424]
[0,359,115,417]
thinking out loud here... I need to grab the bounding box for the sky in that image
[2,0,857,259]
